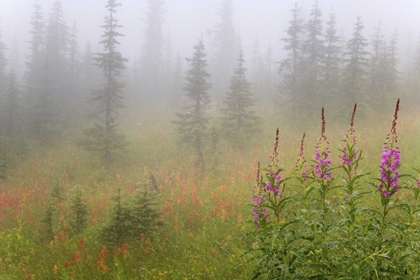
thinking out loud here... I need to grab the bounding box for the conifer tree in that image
[139,0,165,106]
[2,71,22,138]
[25,0,45,108]
[342,16,369,106]
[70,187,89,235]
[323,10,341,106]
[406,36,420,104]
[45,0,69,109]
[170,52,183,109]
[81,0,127,165]
[0,21,7,94]
[301,0,325,112]
[28,1,67,145]
[174,40,211,174]
[213,0,236,97]
[385,30,400,97]
[0,135,5,179]
[368,23,385,108]
[220,50,260,150]
[67,22,82,115]
[278,3,304,114]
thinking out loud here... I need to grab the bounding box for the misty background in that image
[2,0,420,80]
[0,0,420,160]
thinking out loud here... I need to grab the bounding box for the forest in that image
[1,0,420,279]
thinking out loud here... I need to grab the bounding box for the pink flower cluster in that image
[377,146,400,197]
[314,150,332,181]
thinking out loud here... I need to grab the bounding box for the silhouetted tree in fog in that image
[278,3,304,114]
[220,50,260,150]
[368,23,385,109]
[2,71,22,138]
[26,1,59,146]
[174,40,211,174]
[342,16,369,106]
[323,10,341,106]
[213,0,236,99]
[25,0,45,107]
[0,21,8,116]
[81,0,127,165]
[300,0,325,112]
[68,22,82,115]
[45,0,69,111]
[139,0,165,106]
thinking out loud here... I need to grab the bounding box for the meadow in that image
[0,101,420,279]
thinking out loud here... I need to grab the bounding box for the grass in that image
[0,105,419,279]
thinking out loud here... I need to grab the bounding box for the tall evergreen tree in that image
[2,71,22,138]
[220,50,260,150]
[278,3,304,113]
[213,0,236,98]
[25,0,45,106]
[0,21,7,94]
[368,22,385,108]
[25,1,56,146]
[385,30,400,98]
[301,0,325,112]
[45,0,69,110]
[342,16,369,106]
[174,40,211,174]
[0,21,8,115]
[323,10,341,106]
[81,0,127,165]
[170,52,183,109]
[406,36,420,104]
[68,22,82,114]
[139,0,165,106]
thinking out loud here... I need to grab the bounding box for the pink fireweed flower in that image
[377,99,401,197]
[313,108,332,182]
[295,133,309,181]
[341,104,359,167]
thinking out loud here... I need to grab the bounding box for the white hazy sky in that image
[1,0,420,71]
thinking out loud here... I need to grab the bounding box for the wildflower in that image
[377,99,401,198]
[295,133,309,181]
[313,108,332,182]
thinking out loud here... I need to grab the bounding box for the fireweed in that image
[377,99,401,200]
[248,100,420,279]
[252,128,290,228]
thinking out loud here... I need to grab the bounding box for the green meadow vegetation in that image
[1,0,420,278]
[0,101,420,279]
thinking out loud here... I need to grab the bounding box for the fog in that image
[2,0,420,72]
[2,2,420,277]
[0,0,420,150]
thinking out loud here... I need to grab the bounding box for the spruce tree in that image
[45,0,69,111]
[0,21,7,94]
[81,0,127,165]
[385,30,400,98]
[70,187,89,235]
[213,0,236,98]
[301,0,325,113]
[2,71,22,138]
[139,0,165,106]
[68,22,82,114]
[174,40,211,174]
[323,10,341,106]
[28,1,66,145]
[25,0,45,110]
[278,3,304,114]
[220,50,260,150]
[342,16,369,106]
[369,23,385,109]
